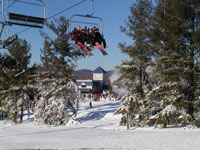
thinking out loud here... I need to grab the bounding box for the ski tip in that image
[103,51,108,55]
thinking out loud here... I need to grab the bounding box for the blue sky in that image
[2,0,134,71]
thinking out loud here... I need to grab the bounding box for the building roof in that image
[93,66,106,74]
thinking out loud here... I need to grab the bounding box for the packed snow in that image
[0,99,200,150]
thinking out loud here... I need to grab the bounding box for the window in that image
[81,85,87,88]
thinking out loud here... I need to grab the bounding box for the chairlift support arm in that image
[89,0,94,16]
[68,14,104,34]
[71,20,98,27]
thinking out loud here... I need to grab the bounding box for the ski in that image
[77,41,93,56]
[90,45,102,50]
[95,43,108,55]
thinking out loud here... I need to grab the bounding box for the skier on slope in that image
[89,100,92,108]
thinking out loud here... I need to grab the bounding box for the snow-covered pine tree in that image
[0,39,32,123]
[34,75,79,126]
[115,0,154,129]
[116,93,144,129]
[34,16,82,126]
[146,0,200,127]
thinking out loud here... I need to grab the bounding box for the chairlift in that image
[68,0,103,33]
[0,0,47,48]
[68,0,107,56]
[3,0,47,28]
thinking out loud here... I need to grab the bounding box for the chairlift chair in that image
[7,12,46,28]
[0,0,47,48]
[67,0,107,56]
[3,0,47,28]
[68,0,104,38]
[68,14,104,36]
[68,13,108,56]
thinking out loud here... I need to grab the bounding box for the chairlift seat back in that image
[9,13,45,24]
[7,13,45,28]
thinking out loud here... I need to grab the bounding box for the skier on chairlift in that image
[91,26,96,43]
[71,26,82,44]
[80,26,88,44]
[71,26,93,56]
[86,28,93,48]
[84,27,96,49]
[94,28,106,48]
[87,26,106,49]
[70,25,107,56]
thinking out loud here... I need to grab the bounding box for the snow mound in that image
[66,118,81,126]
[0,121,13,128]
[184,124,198,130]
[102,112,122,121]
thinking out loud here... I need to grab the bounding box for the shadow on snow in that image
[76,102,119,123]
[0,127,86,138]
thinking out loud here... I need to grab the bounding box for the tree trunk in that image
[127,113,130,130]
[13,105,18,123]
[188,3,195,121]
[20,103,24,123]
[162,116,167,128]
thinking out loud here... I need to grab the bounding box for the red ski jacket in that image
[71,29,81,40]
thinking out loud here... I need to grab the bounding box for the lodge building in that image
[75,66,109,94]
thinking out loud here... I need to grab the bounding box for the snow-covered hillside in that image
[0,100,200,150]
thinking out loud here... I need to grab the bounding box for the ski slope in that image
[0,100,200,150]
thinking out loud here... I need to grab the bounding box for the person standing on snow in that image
[89,101,92,108]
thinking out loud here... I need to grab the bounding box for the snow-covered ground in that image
[0,100,200,150]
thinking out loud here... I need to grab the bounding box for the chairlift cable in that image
[47,0,87,20]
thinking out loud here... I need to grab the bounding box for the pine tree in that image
[116,0,200,128]
[35,16,82,125]
[115,0,153,128]
[146,0,200,127]
[0,39,32,123]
